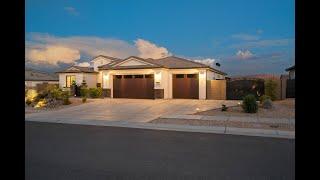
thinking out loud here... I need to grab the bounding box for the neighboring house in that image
[25,68,59,88]
[57,55,227,99]
[285,65,295,79]
[56,66,99,89]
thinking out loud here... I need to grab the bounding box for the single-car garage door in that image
[172,74,199,99]
[113,74,154,99]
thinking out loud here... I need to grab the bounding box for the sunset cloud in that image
[236,50,254,60]
[25,33,171,66]
[77,62,91,67]
[26,45,80,66]
[135,39,171,59]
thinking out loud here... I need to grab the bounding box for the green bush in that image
[88,88,103,98]
[265,79,277,101]
[259,95,271,104]
[62,91,71,105]
[80,87,89,98]
[49,88,64,100]
[242,94,258,113]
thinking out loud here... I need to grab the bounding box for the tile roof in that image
[151,56,227,75]
[25,68,59,81]
[97,55,227,75]
[56,66,98,73]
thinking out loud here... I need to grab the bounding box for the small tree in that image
[242,94,258,113]
[265,79,277,101]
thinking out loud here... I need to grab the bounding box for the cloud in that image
[64,7,79,16]
[25,33,171,66]
[77,62,91,67]
[231,34,260,41]
[257,29,263,34]
[25,45,80,66]
[230,38,294,49]
[236,50,254,59]
[134,39,171,59]
[193,58,216,67]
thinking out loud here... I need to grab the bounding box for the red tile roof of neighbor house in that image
[98,55,227,75]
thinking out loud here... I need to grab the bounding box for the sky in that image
[25,0,295,76]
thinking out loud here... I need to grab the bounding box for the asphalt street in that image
[25,121,295,180]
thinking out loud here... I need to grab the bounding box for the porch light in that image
[155,71,161,83]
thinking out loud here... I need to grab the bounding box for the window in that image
[124,75,133,79]
[66,75,76,88]
[145,74,154,78]
[175,74,184,78]
[187,74,197,78]
[134,75,143,78]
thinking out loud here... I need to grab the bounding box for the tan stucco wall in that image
[206,80,226,100]
[95,68,226,99]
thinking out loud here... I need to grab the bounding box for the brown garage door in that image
[172,74,199,99]
[113,74,154,99]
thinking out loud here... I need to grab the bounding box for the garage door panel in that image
[113,75,154,99]
[173,74,199,99]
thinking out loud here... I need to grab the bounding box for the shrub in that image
[221,104,228,111]
[49,87,64,100]
[62,91,71,105]
[26,99,32,106]
[34,98,47,108]
[265,79,277,101]
[80,87,89,98]
[82,97,87,103]
[262,99,273,109]
[88,88,103,98]
[242,94,258,113]
[26,89,38,102]
[259,95,271,104]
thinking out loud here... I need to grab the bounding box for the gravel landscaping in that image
[194,99,295,119]
[149,99,295,131]
[25,98,94,114]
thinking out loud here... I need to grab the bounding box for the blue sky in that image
[25,0,295,75]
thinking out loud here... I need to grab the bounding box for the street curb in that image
[25,118,295,139]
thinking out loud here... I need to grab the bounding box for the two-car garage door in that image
[113,74,154,99]
[113,73,199,99]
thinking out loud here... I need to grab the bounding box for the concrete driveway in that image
[25,98,239,122]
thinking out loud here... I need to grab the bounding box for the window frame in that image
[66,75,76,88]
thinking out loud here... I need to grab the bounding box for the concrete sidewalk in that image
[25,117,295,139]
[160,114,295,124]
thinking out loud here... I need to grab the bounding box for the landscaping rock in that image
[262,99,273,109]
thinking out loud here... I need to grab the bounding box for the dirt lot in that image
[194,99,295,119]
[25,98,93,114]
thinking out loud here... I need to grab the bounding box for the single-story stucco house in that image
[56,55,227,99]
[25,68,59,88]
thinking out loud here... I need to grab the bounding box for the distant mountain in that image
[230,74,281,80]
[25,68,58,81]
